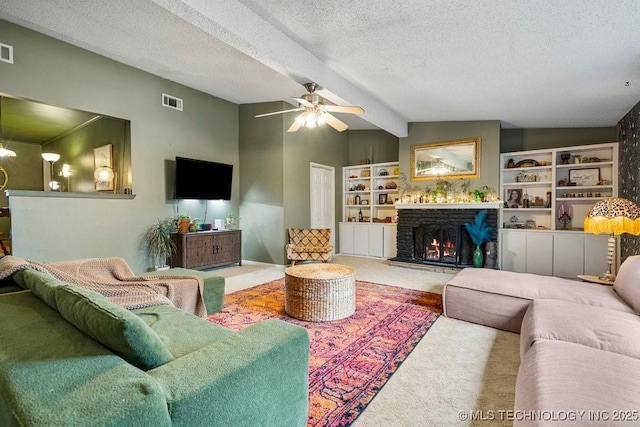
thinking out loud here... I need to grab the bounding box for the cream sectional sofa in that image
[443,255,640,426]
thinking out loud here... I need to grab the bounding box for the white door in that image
[310,163,335,251]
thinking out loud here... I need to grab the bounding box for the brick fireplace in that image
[391,203,500,268]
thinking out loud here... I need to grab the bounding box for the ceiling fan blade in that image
[292,97,314,108]
[287,114,304,132]
[324,113,348,132]
[323,105,364,115]
[255,108,303,118]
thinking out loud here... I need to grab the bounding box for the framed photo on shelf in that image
[378,193,388,205]
[505,188,522,208]
[569,168,600,186]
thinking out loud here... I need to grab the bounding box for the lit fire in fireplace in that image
[426,238,457,260]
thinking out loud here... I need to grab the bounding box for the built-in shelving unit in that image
[343,161,399,223]
[499,142,618,277]
[500,142,618,231]
[341,161,399,259]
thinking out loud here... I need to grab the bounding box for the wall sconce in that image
[42,152,60,191]
[94,165,116,193]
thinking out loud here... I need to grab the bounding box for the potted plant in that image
[464,210,493,268]
[177,214,191,233]
[142,217,177,271]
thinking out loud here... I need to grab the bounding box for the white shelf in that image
[503,181,553,186]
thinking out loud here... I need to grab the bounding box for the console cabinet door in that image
[184,234,215,269]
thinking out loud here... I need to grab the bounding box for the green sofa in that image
[0,268,310,426]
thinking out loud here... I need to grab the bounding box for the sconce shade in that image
[0,144,16,158]
[94,166,115,182]
[42,152,60,162]
[584,198,640,236]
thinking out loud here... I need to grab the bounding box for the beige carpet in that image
[209,255,520,426]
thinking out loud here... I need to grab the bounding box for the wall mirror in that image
[410,137,480,181]
[0,93,131,195]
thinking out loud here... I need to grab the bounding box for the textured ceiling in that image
[1,0,639,137]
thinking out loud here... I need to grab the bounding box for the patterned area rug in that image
[208,278,442,426]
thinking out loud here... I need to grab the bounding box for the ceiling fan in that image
[255,83,364,132]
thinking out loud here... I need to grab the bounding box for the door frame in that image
[309,162,335,252]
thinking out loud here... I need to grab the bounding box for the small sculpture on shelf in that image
[557,203,572,230]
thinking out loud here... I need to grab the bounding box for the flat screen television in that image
[174,157,233,200]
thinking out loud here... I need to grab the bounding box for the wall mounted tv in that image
[174,157,233,200]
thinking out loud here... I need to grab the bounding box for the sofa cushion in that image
[515,340,640,426]
[613,255,640,314]
[12,268,63,309]
[520,299,640,360]
[55,282,174,371]
[134,304,233,358]
[443,267,633,332]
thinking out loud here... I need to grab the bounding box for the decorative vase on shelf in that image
[473,246,484,268]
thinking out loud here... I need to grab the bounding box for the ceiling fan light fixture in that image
[304,112,318,128]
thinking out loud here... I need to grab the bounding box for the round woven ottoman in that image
[284,264,356,322]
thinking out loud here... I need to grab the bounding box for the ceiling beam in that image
[150,0,408,137]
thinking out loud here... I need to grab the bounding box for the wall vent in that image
[0,43,14,64]
[162,93,183,111]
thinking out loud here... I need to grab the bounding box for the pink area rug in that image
[208,278,442,426]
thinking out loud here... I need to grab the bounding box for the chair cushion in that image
[613,255,640,313]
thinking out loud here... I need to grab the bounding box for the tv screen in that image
[174,157,233,200]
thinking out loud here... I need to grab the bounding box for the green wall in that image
[238,102,286,263]
[347,130,399,165]
[399,121,501,193]
[239,102,349,264]
[501,127,617,152]
[1,21,239,273]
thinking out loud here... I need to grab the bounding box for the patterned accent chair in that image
[286,228,333,266]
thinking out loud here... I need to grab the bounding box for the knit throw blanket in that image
[0,256,207,318]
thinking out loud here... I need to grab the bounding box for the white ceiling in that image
[1,0,639,137]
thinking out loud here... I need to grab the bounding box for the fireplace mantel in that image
[395,202,503,210]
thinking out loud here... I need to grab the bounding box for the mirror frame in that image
[410,137,481,181]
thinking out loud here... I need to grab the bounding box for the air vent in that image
[162,93,183,111]
[0,43,14,64]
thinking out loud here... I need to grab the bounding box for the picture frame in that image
[378,193,388,205]
[93,144,113,191]
[410,137,480,181]
[505,188,522,208]
[569,168,600,186]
